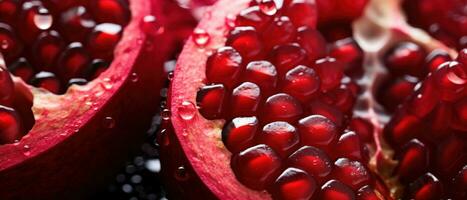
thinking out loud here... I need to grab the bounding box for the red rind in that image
[0,0,169,198]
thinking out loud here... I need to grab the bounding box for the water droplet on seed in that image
[178,101,196,120]
[259,0,278,16]
[34,8,53,30]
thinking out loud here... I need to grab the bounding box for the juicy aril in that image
[0,0,177,198]
[160,0,467,199]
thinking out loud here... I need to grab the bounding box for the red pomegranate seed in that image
[425,49,451,74]
[259,121,299,157]
[357,185,383,200]
[231,144,282,190]
[230,82,261,117]
[384,42,426,77]
[457,48,467,67]
[395,139,429,183]
[329,38,364,76]
[235,6,272,32]
[57,42,90,81]
[32,30,65,70]
[44,0,84,13]
[453,165,467,199]
[263,93,303,123]
[435,135,466,177]
[349,118,374,143]
[269,43,307,75]
[319,23,353,42]
[313,57,344,92]
[0,105,21,144]
[227,26,263,60]
[87,23,123,59]
[320,179,356,200]
[407,76,439,118]
[332,158,371,190]
[85,59,110,80]
[298,115,337,147]
[19,1,53,43]
[324,85,356,114]
[296,27,327,62]
[285,0,317,28]
[432,61,466,102]
[31,71,61,93]
[308,100,344,127]
[89,0,130,25]
[206,46,243,88]
[244,60,277,92]
[0,23,22,62]
[384,111,422,145]
[262,16,296,50]
[0,0,19,23]
[8,57,35,82]
[0,65,14,104]
[270,167,317,200]
[59,6,96,42]
[407,173,443,200]
[288,146,332,181]
[453,97,467,127]
[196,84,227,119]
[222,117,259,153]
[378,75,419,112]
[428,102,453,135]
[336,131,364,161]
[281,65,320,103]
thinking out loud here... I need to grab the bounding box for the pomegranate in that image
[160,0,466,199]
[0,0,179,198]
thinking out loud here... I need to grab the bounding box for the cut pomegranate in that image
[0,0,180,198]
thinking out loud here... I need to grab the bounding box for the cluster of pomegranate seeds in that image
[403,0,467,50]
[384,48,467,199]
[195,1,388,199]
[0,0,130,94]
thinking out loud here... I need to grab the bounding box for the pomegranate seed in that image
[259,121,299,157]
[85,59,110,79]
[288,146,332,181]
[314,57,344,92]
[270,167,317,200]
[227,26,263,60]
[395,139,429,182]
[336,131,364,161]
[357,185,383,200]
[435,135,465,176]
[332,158,371,190]
[230,82,261,117]
[324,86,356,114]
[222,117,259,153]
[296,27,326,62]
[206,46,243,89]
[196,84,227,119]
[262,16,296,49]
[244,60,277,92]
[378,75,419,112]
[349,118,374,143]
[59,6,96,42]
[281,65,320,103]
[31,71,61,93]
[425,49,451,74]
[8,57,35,82]
[329,38,364,76]
[308,100,344,127]
[384,111,422,145]
[0,23,22,62]
[427,102,453,135]
[319,23,353,42]
[44,0,84,13]
[432,61,466,102]
[32,30,65,70]
[384,42,426,77]
[67,78,87,87]
[0,65,14,104]
[453,165,467,199]
[269,43,307,75]
[457,48,467,67]
[258,0,278,16]
[320,179,356,200]
[0,0,19,23]
[89,0,130,25]
[407,76,439,118]
[231,144,282,190]
[285,0,317,28]
[87,23,122,59]
[235,6,272,32]
[407,173,443,200]
[263,93,303,123]
[57,42,90,81]
[19,1,53,43]
[453,97,467,127]
[0,105,21,144]
[298,115,337,147]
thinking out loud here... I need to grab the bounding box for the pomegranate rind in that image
[0,0,169,198]
[165,0,272,199]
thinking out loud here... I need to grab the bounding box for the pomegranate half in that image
[0,0,172,198]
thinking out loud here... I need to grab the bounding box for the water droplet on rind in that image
[193,28,210,47]
[178,101,196,120]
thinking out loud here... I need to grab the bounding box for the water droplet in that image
[142,15,164,34]
[103,116,116,129]
[130,72,139,83]
[161,108,171,120]
[192,28,210,47]
[225,14,236,28]
[101,78,113,90]
[167,72,174,81]
[13,139,19,144]
[0,40,9,50]
[178,101,196,120]
[174,165,190,181]
[23,145,31,156]
[156,129,170,146]
[259,0,278,16]
[34,8,53,30]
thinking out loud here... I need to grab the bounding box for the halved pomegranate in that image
[0,0,174,198]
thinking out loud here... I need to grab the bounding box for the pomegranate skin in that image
[0,0,171,199]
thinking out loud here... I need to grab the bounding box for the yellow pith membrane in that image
[164,0,465,199]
